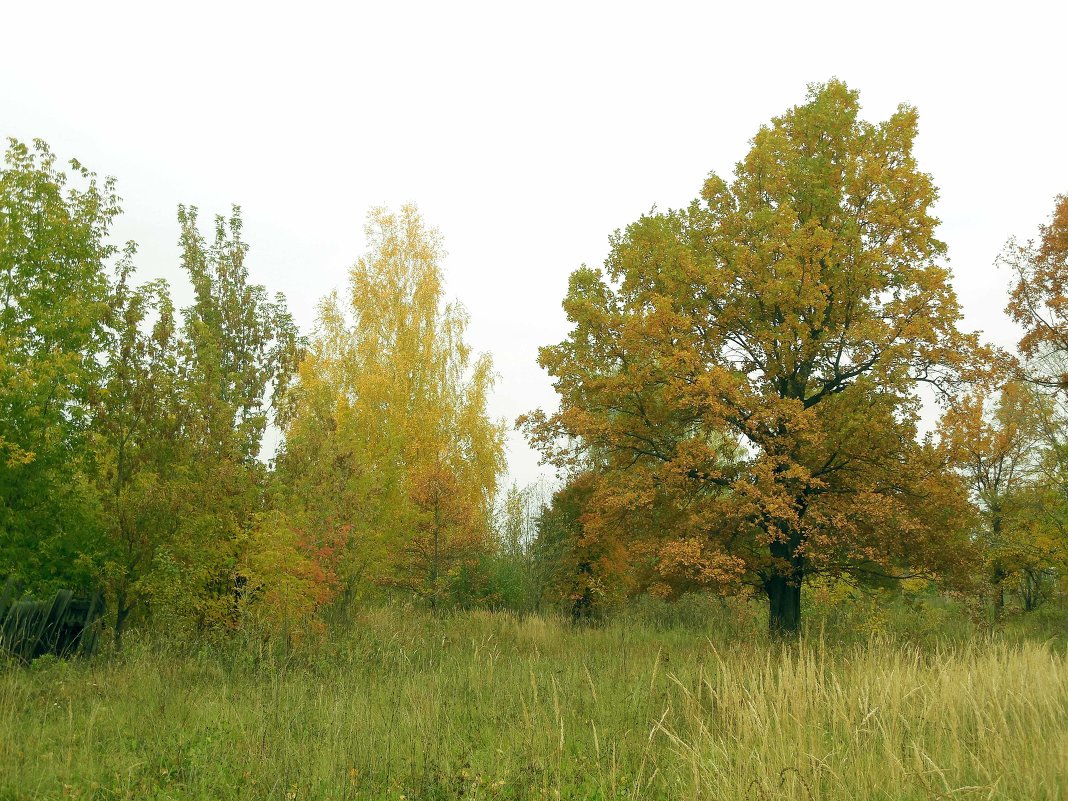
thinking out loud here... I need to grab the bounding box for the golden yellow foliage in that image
[278,206,505,604]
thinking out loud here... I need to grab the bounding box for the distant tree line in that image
[2,80,1067,646]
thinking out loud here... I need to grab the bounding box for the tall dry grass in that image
[1,606,1065,800]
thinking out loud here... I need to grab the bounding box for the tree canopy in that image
[523,80,991,633]
[277,205,506,606]
[3,87,1068,646]
[0,139,119,589]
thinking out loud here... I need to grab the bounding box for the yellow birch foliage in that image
[278,206,505,602]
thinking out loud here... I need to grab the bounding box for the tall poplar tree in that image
[173,205,301,627]
[87,267,186,646]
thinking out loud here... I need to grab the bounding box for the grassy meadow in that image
[1,603,1067,801]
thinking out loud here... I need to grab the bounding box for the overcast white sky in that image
[4,1,1067,489]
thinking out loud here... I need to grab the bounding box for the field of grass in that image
[1,604,1066,800]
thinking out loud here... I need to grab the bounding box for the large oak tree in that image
[523,81,988,634]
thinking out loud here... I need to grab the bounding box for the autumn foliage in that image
[2,85,1068,646]
[523,81,993,633]
[1005,195,1068,388]
[276,206,505,607]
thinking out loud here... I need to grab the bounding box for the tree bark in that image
[114,593,131,652]
[766,522,804,636]
[991,562,1006,621]
[1022,569,1040,612]
[765,572,802,636]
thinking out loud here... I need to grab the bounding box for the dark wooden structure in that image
[0,578,103,663]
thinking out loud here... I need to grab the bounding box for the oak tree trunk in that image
[765,572,802,636]
[766,525,804,636]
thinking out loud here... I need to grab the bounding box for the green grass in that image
[1,605,1066,800]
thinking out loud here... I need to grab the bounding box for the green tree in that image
[529,472,618,620]
[523,81,987,634]
[178,205,301,463]
[85,264,189,647]
[0,139,120,591]
[173,205,301,629]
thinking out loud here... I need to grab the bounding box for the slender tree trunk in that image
[991,563,1006,621]
[991,514,1006,620]
[1022,570,1039,612]
[114,591,131,652]
[429,500,441,612]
